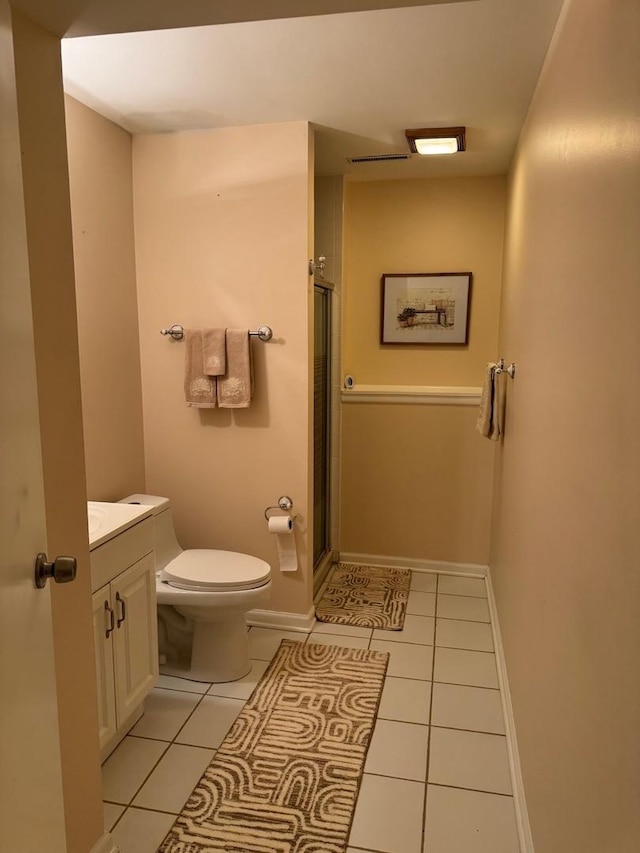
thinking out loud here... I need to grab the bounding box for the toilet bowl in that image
[120,494,271,683]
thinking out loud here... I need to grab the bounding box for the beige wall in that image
[12,11,103,853]
[133,122,314,616]
[343,176,506,386]
[491,1,640,850]
[65,95,146,501]
[342,403,495,563]
[341,177,506,563]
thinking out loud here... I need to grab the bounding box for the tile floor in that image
[101,571,520,853]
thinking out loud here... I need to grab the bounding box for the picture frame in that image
[381,272,472,345]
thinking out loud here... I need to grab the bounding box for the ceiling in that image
[61,0,564,180]
[14,0,474,38]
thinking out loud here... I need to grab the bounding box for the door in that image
[112,555,159,721]
[0,4,67,850]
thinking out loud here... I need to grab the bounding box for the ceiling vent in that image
[347,153,411,164]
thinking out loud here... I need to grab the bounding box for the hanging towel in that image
[218,329,252,408]
[184,329,217,408]
[202,328,226,376]
[476,362,502,441]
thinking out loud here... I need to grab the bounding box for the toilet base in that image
[159,611,252,683]
[156,580,271,684]
[190,613,252,682]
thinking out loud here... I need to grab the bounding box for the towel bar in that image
[495,358,516,378]
[160,324,273,342]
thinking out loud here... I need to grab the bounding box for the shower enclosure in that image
[313,283,332,569]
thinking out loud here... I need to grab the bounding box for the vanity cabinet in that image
[90,515,158,761]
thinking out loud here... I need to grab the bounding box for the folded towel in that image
[218,329,252,408]
[476,362,502,441]
[202,328,226,376]
[184,329,217,408]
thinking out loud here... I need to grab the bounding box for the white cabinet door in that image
[112,555,159,722]
[91,586,117,753]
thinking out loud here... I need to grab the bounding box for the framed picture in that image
[381,272,472,344]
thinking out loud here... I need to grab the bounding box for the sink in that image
[88,501,153,550]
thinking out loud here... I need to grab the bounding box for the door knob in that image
[34,552,77,589]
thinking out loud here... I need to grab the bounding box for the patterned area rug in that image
[159,640,389,853]
[315,562,412,630]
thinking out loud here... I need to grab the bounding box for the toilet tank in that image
[119,494,182,570]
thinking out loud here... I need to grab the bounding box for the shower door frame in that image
[313,280,333,583]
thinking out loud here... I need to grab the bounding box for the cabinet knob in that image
[34,553,77,589]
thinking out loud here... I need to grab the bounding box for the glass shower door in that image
[313,284,331,568]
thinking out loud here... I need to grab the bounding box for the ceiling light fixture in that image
[405,126,466,156]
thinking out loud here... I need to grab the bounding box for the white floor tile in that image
[175,695,245,748]
[247,628,305,660]
[378,677,431,725]
[410,572,438,593]
[433,647,498,688]
[435,619,494,652]
[372,614,434,645]
[431,683,505,734]
[133,744,215,813]
[102,736,168,804]
[370,639,433,680]
[349,774,425,853]
[103,802,124,832]
[156,673,210,694]
[110,807,176,853]
[207,659,270,700]
[407,590,436,617]
[130,688,202,741]
[437,594,490,623]
[429,727,512,795]
[311,621,373,639]
[307,633,371,650]
[365,719,428,781]
[437,576,487,598]
[424,785,519,853]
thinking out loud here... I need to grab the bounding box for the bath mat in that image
[159,639,389,853]
[315,562,412,630]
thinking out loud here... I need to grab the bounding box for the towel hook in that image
[264,496,293,520]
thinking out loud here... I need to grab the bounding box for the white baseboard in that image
[90,831,118,853]
[338,551,488,578]
[485,567,534,853]
[246,606,315,633]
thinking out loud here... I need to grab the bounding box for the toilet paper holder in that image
[264,496,294,520]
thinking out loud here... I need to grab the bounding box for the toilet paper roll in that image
[268,514,298,572]
[268,515,293,534]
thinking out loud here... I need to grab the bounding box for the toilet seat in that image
[161,549,271,592]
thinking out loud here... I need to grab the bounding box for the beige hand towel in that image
[184,329,217,408]
[476,362,502,440]
[218,329,252,408]
[202,328,226,376]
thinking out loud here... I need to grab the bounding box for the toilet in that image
[120,494,271,683]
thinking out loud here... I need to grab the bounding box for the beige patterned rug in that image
[315,562,412,630]
[159,640,388,853]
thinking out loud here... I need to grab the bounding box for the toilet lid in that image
[162,549,271,592]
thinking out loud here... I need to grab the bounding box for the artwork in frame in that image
[381,272,472,344]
